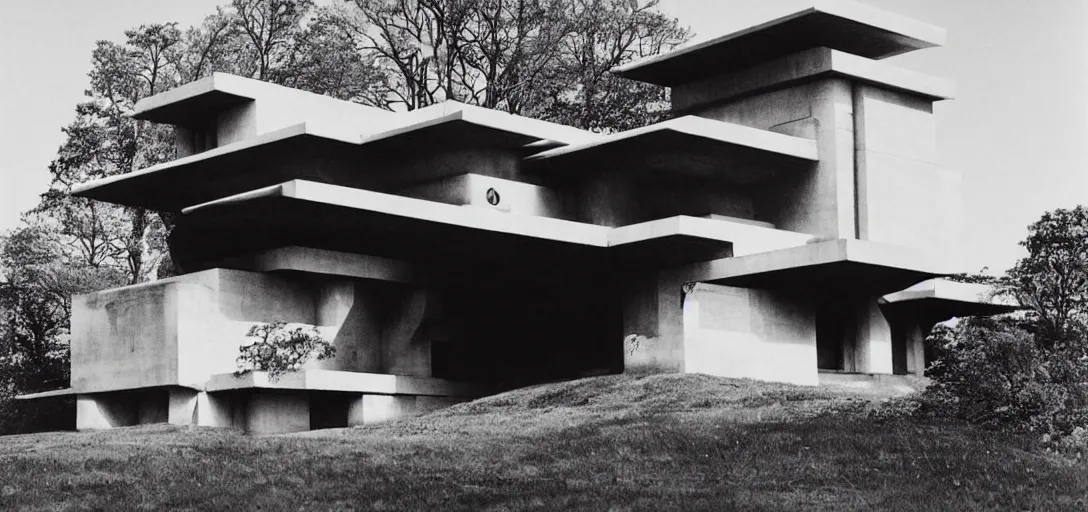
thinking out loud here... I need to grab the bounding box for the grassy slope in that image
[1,374,1087,511]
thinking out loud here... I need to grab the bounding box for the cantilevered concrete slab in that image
[881,279,1020,323]
[133,73,259,125]
[526,116,818,184]
[360,101,597,151]
[209,246,421,284]
[677,239,960,295]
[205,370,485,397]
[72,123,370,210]
[75,101,598,211]
[133,72,393,128]
[614,0,946,87]
[176,181,816,273]
[672,47,955,112]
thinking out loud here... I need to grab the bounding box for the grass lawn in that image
[1,373,1087,511]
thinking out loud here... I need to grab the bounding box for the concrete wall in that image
[572,172,756,227]
[854,85,964,267]
[683,284,819,386]
[400,173,568,219]
[623,279,819,385]
[694,79,856,240]
[72,266,443,395]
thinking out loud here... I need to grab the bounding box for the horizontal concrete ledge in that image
[614,0,946,87]
[132,73,257,124]
[15,388,76,400]
[610,216,815,257]
[183,180,614,247]
[16,382,204,400]
[361,101,597,149]
[673,47,955,113]
[880,279,1021,320]
[133,73,395,127]
[210,246,421,284]
[882,279,1017,307]
[71,122,365,210]
[528,115,818,162]
[206,370,486,398]
[676,239,960,293]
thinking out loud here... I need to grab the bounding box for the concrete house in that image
[22,1,1015,433]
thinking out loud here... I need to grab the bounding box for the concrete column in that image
[381,288,436,377]
[314,281,383,373]
[622,272,686,373]
[853,299,894,374]
[347,394,418,426]
[245,392,310,434]
[905,322,927,376]
[167,388,199,426]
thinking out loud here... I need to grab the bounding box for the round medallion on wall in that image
[485,187,501,206]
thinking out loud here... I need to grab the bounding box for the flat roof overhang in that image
[175,181,782,275]
[361,101,597,151]
[71,124,368,211]
[74,103,599,212]
[675,239,960,296]
[881,279,1021,322]
[672,47,955,112]
[613,0,946,87]
[133,73,260,125]
[525,116,818,185]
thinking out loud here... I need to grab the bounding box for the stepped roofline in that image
[613,0,946,87]
[73,100,598,211]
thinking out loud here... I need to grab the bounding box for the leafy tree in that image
[338,0,689,129]
[1007,206,1088,349]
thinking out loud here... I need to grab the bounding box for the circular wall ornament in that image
[485,187,501,206]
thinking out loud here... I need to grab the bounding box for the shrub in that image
[235,322,335,380]
[917,317,1088,453]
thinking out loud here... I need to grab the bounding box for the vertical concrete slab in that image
[381,288,436,377]
[683,284,819,386]
[246,392,310,434]
[854,299,894,374]
[167,388,199,426]
[905,321,927,376]
[76,393,136,430]
[622,272,686,373]
[313,281,384,373]
[195,392,233,428]
[853,84,965,269]
[347,394,418,426]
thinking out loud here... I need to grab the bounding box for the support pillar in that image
[854,299,894,374]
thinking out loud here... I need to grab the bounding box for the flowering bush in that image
[235,322,335,380]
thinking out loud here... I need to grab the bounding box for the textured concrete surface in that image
[54,0,991,425]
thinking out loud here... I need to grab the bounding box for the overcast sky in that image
[1,0,1085,274]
